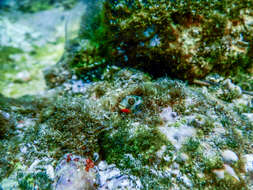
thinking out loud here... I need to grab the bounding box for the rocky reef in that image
[69,0,253,82]
[1,67,252,189]
[0,0,253,190]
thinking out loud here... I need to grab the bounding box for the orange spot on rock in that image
[85,158,94,172]
[66,154,72,163]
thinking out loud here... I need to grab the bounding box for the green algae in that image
[99,122,168,165]
[0,37,64,98]
[183,137,200,153]
[17,171,52,190]
[0,46,23,89]
[66,1,112,80]
[38,95,105,158]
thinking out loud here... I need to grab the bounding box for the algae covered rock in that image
[0,3,252,186]
[0,65,252,189]
[104,0,253,79]
[70,0,253,81]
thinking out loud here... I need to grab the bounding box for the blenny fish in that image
[119,95,143,113]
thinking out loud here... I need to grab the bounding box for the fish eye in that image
[128,97,135,105]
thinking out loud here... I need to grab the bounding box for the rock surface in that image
[0,1,253,190]
[221,150,239,164]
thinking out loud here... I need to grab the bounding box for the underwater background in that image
[0,0,252,189]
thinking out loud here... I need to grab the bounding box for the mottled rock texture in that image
[70,0,253,81]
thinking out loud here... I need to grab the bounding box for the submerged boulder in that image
[69,0,253,81]
[104,0,253,80]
